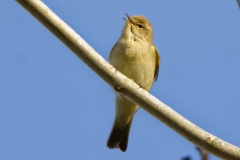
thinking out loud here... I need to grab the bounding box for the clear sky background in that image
[1,1,240,160]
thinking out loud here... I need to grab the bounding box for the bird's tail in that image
[107,116,133,152]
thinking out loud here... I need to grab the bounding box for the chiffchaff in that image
[107,14,160,152]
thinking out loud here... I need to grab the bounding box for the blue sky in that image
[1,1,240,160]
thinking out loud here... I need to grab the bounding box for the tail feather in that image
[107,116,133,152]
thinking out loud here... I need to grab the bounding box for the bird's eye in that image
[137,24,143,28]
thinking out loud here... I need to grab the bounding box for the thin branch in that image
[196,147,209,160]
[182,156,191,160]
[16,0,240,159]
[237,0,240,9]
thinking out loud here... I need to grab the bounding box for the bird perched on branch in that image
[107,13,160,152]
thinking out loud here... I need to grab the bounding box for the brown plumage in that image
[107,14,160,152]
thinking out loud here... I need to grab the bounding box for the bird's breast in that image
[110,38,156,91]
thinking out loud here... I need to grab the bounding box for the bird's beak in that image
[123,13,134,25]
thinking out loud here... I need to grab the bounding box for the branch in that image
[237,0,240,9]
[196,147,209,160]
[16,0,240,159]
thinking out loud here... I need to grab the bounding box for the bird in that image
[107,13,160,152]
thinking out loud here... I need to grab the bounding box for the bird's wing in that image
[153,45,160,81]
[109,42,118,61]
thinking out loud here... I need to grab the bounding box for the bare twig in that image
[16,0,240,159]
[196,147,209,160]
[182,156,191,160]
[237,0,240,8]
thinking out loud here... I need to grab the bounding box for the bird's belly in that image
[111,42,155,91]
